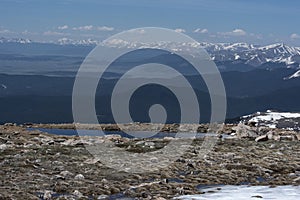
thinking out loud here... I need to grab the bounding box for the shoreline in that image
[9,122,300,141]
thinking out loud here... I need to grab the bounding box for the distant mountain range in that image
[1,36,300,73]
[0,37,300,124]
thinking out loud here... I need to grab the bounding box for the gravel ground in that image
[0,125,299,199]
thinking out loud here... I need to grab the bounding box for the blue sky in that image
[1,0,300,45]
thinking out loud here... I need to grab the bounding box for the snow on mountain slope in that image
[0,37,31,44]
[57,38,100,45]
[286,70,300,79]
[242,110,300,130]
[207,42,300,67]
[0,37,299,69]
[247,110,300,122]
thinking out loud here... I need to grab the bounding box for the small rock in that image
[267,131,274,140]
[4,123,16,126]
[233,123,258,138]
[135,141,145,145]
[101,178,108,183]
[293,177,300,183]
[255,134,268,142]
[187,163,195,169]
[176,158,186,163]
[0,144,8,151]
[197,124,208,133]
[141,192,148,198]
[98,195,109,199]
[251,195,263,198]
[54,138,66,143]
[74,174,85,180]
[273,135,281,141]
[73,190,83,197]
[110,187,120,193]
[54,175,65,180]
[163,137,175,140]
[84,158,101,164]
[104,134,122,140]
[145,142,155,146]
[41,137,55,145]
[43,190,52,200]
[280,135,296,141]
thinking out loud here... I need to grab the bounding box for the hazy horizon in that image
[0,0,300,46]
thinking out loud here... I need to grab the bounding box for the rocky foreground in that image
[0,123,300,199]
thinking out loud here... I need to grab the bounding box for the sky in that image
[0,0,300,45]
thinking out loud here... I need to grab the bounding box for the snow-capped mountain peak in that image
[206,42,300,67]
[57,38,100,45]
[0,37,32,44]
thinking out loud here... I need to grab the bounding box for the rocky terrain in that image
[0,123,300,199]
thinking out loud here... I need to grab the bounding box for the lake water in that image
[175,185,300,200]
[28,128,226,139]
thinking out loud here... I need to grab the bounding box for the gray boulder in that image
[232,123,258,138]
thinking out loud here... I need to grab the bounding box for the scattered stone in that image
[0,124,299,199]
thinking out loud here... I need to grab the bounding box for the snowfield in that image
[175,185,300,200]
[248,110,300,123]
[242,110,300,129]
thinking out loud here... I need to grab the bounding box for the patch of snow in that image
[174,185,300,200]
[259,43,283,50]
[57,38,100,46]
[0,37,31,44]
[234,54,240,60]
[287,70,300,79]
[268,124,277,129]
[249,111,300,123]
[1,84,7,89]
[285,127,294,131]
